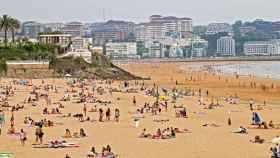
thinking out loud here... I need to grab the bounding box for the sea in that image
[211,61,280,80]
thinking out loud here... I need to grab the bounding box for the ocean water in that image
[212,61,280,80]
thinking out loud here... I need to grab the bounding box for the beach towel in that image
[0,153,13,158]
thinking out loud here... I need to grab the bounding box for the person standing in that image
[83,103,87,117]
[115,108,120,122]
[99,108,104,122]
[0,109,5,135]
[105,108,111,121]
[19,129,27,146]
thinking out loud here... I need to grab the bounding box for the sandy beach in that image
[0,61,280,158]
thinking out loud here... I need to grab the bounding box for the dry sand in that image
[0,61,280,158]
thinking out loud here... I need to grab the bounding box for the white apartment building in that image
[217,36,236,56]
[135,15,193,42]
[106,42,138,58]
[244,40,280,56]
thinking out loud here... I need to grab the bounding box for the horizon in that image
[1,0,280,25]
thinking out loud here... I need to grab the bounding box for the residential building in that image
[38,34,71,47]
[71,37,86,50]
[189,36,208,57]
[44,23,65,32]
[93,27,125,45]
[22,21,45,38]
[134,15,193,42]
[239,26,256,36]
[206,23,233,35]
[105,42,138,59]
[143,41,163,58]
[63,22,85,37]
[244,40,280,56]
[216,36,236,56]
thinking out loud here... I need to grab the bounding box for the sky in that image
[0,0,279,25]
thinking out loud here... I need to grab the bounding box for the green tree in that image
[10,18,20,44]
[0,15,12,47]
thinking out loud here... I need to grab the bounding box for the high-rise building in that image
[134,15,193,42]
[22,21,45,38]
[216,36,235,56]
[62,22,85,37]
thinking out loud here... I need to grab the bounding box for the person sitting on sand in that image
[64,129,72,138]
[139,128,151,138]
[152,128,162,139]
[43,108,49,115]
[7,125,15,134]
[80,128,86,137]
[250,135,265,144]
[269,120,276,129]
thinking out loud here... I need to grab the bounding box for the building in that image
[239,26,256,36]
[44,23,65,32]
[91,46,103,55]
[190,36,208,57]
[71,37,86,50]
[63,22,85,37]
[134,15,193,42]
[38,34,71,47]
[244,40,280,56]
[143,41,163,58]
[93,27,125,45]
[105,42,138,59]
[22,21,45,38]
[206,23,233,35]
[216,36,236,56]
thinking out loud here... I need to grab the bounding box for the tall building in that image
[105,42,138,59]
[22,21,45,38]
[244,40,280,56]
[206,23,233,35]
[134,15,193,42]
[216,36,236,56]
[62,22,85,37]
[93,28,125,45]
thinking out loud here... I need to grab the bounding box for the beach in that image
[0,61,280,158]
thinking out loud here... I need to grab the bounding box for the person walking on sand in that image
[19,129,27,146]
[83,103,87,117]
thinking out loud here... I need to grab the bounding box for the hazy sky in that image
[1,0,279,25]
